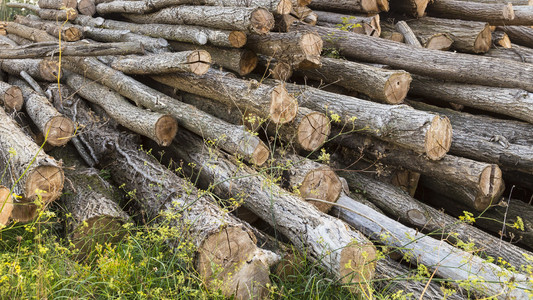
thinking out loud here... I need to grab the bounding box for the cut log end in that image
[278,0,293,15]
[0,186,14,226]
[250,8,275,34]
[302,166,342,213]
[197,226,272,300]
[239,50,258,76]
[376,0,389,12]
[424,116,452,160]
[44,116,75,146]
[298,32,323,68]
[25,164,64,204]
[39,59,61,82]
[361,0,379,12]
[64,26,83,42]
[339,242,376,290]
[78,0,96,16]
[229,31,247,48]
[425,33,453,51]
[188,50,211,75]
[503,3,515,20]
[270,85,298,124]
[476,165,504,210]
[10,203,38,223]
[270,61,293,81]
[155,115,178,147]
[297,111,330,151]
[474,25,492,54]
[384,72,411,104]
[415,0,429,17]
[406,209,427,227]
[3,86,24,111]
[251,141,270,166]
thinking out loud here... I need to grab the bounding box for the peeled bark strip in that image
[152,70,298,125]
[296,57,411,104]
[497,25,533,48]
[406,17,492,53]
[6,3,78,21]
[309,0,380,13]
[62,74,177,146]
[492,30,512,47]
[0,81,23,111]
[110,51,211,75]
[315,11,381,36]
[410,75,533,124]
[0,106,64,211]
[390,0,430,17]
[123,6,274,34]
[300,24,533,92]
[283,82,452,160]
[15,15,82,42]
[38,0,77,9]
[1,59,59,82]
[427,0,515,24]
[78,0,96,15]
[256,55,292,81]
[64,56,269,165]
[171,129,377,291]
[0,186,14,226]
[245,31,322,69]
[169,42,256,75]
[331,192,531,300]
[395,21,422,47]
[58,98,276,300]
[485,43,533,63]
[338,171,533,272]
[81,27,169,53]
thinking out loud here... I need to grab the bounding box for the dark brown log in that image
[497,25,533,48]
[38,0,77,9]
[485,43,533,63]
[1,59,59,82]
[406,17,492,53]
[169,42,257,76]
[58,96,278,300]
[283,82,452,160]
[0,81,23,111]
[110,51,211,75]
[0,186,14,226]
[296,57,411,104]
[298,24,533,92]
[427,0,515,24]
[152,69,298,125]
[409,75,533,123]
[7,3,78,21]
[308,0,380,14]
[256,55,292,81]
[245,31,322,69]
[123,6,274,34]
[81,26,169,53]
[315,11,381,36]
[492,30,512,47]
[395,21,422,47]
[170,129,377,292]
[15,15,82,42]
[390,0,430,17]
[408,100,533,175]
[63,73,178,146]
[78,0,96,15]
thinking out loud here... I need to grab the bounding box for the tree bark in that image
[427,0,515,24]
[123,6,274,34]
[395,21,422,47]
[57,96,278,300]
[78,0,97,16]
[379,22,405,42]
[331,192,531,300]
[453,0,531,5]
[170,129,378,292]
[169,42,257,76]
[283,82,452,160]
[245,31,322,69]
[390,0,430,17]
[0,81,23,111]
[7,3,78,21]
[298,24,533,92]
[110,51,211,75]
[409,75,533,124]
[308,0,380,14]
[0,186,14,226]
[485,43,533,63]
[315,11,381,36]
[151,69,298,125]
[295,57,411,104]
[492,30,512,48]
[504,5,533,25]
[38,0,77,9]
[497,25,533,48]
[406,17,492,53]
[14,15,82,42]
[81,26,169,53]
[1,58,59,82]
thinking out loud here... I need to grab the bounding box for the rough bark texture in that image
[504,5,533,25]
[406,17,492,53]
[151,69,298,125]
[15,15,82,42]
[395,21,422,47]
[309,0,380,13]
[170,129,377,291]
[7,3,78,21]
[0,81,23,111]
[1,58,59,82]
[81,26,169,53]
[38,0,77,9]
[110,51,211,75]
[283,82,452,160]
[169,42,257,75]
[302,24,533,92]
[497,25,533,48]
[427,0,515,24]
[315,11,381,36]
[296,57,411,104]
[485,43,533,63]
[409,75,533,123]
[0,186,14,226]
[123,6,274,34]
[389,0,430,17]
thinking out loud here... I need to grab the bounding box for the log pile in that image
[1,0,533,298]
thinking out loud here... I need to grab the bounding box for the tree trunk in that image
[315,11,381,36]
[256,55,293,81]
[504,5,533,25]
[7,3,78,21]
[14,15,82,42]
[295,57,411,104]
[497,25,533,48]
[81,26,169,53]
[151,69,298,125]
[123,6,274,34]
[78,0,96,16]
[390,0,430,17]
[395,21,422,47]
[57,95,277,300]
[406,17,492,53]
[38,0,77,9]
[453,0,531,5]
[331,192,531,300]
[485,43,533,63]
[283,82,452,160]
[0,186,14,226]
[1,58,59,82]
[170,129,377,292]
[62,73,178,146]
[245,31,322,69]
[408,100,533,174]
[0,81,23,111]
[427,0,515,24]
[297,24,533,92]
[110,51,211,75]
[308,0,380,14]
[492,30,512,48]
[169,42,257,75]
[409,75,533,123]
